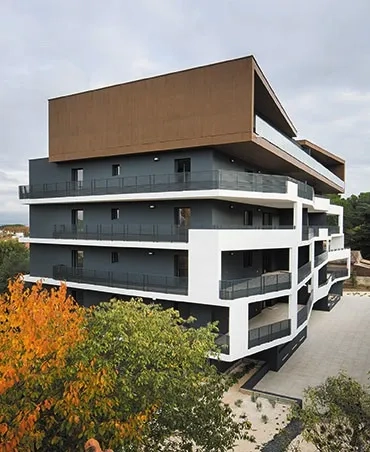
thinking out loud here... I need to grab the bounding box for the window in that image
[112,164,121,176]
[71,250,84,268]
[175,158,191,173]
[71,168,83,182]
[111,251,119,263]
[243,251,253,268]
[244,210,253,226]
[71,209,84,232]
[111,208,120,220]
[174,254,188,277]
[174,207,191,227]
[262,212,273,226]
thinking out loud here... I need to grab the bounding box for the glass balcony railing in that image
[298,261,312,283]
[297,305,308,327]
[215,333,230,355]
[315,251,328,267]
[49,223,296,243]
[19,169,314,201]
[255,115,344,190]
[53,224,189,243]
[327,268,349,280]
[53,265,188,295]
[219,272,291,300]
[248,319,291,348]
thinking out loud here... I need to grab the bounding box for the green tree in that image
[0,240,29,292]
[293,373,370,451]
[0,280,251,451]
[78,299,251,451]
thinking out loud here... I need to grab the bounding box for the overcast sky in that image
[1,0,369,225]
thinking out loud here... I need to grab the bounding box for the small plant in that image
[269,398,276,408]
[261,414,268,424]
[250,392,257,402]
[256,400,262,411]
[234,399,243,408]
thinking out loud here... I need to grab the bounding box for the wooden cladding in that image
[49,57,255,162]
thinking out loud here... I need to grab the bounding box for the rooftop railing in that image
[255,115,344,190]
[19,169,315,201]
[53,265,188,295]
[219,272,291,300]
[248,319,291,349]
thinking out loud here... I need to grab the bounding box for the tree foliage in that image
[293,372,370,451]
[329,192,370,258]
[0,240,29,293]
[0,279,250,451]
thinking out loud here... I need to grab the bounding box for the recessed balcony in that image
[255,115,344,191]
[53,265,188,295]
[248,298,291,348]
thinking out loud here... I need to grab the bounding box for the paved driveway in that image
[255,295,370,399]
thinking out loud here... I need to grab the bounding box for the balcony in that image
[255,115,344,190]
[53,224,189,243]
[49,223,296,244]
[248,319,291,348]
[297,294,313,327]
[53,265,188,295]
[219,271,291,300]
[315,251,328,267]
[19,169,313,201]
[298,261,312,283]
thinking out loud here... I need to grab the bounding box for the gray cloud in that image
[0,0,369,225]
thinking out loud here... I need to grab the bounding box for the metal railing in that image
[215,333,230,355]
[315,251,328,267]
[219,272,291,300]
[51,223,296,243]
[255,115,344,190]
[19,169,315,201]
[53,224,189,243]
[53,265,188,295]
[248,319,291,348]
[298,261,312,283]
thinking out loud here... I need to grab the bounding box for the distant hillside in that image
[0,224,29,236]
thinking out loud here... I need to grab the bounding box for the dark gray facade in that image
[30,200,294,239]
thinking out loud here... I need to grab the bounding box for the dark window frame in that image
[112,164,121,176]
[111,208,120,220]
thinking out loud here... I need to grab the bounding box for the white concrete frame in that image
[24,183,350,362]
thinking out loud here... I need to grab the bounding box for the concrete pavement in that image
[255,295,370,399]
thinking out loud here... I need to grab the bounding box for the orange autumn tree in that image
[0,279,150,451]
[0,278,86,450]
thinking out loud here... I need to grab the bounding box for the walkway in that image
[255,295,370,399]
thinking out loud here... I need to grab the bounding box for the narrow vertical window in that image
[111,251,119,263]
[111,208,120,220]
[112,164,121,176]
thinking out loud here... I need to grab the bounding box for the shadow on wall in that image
[85,439,113,452]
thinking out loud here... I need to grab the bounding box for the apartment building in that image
[19,56,350,370]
